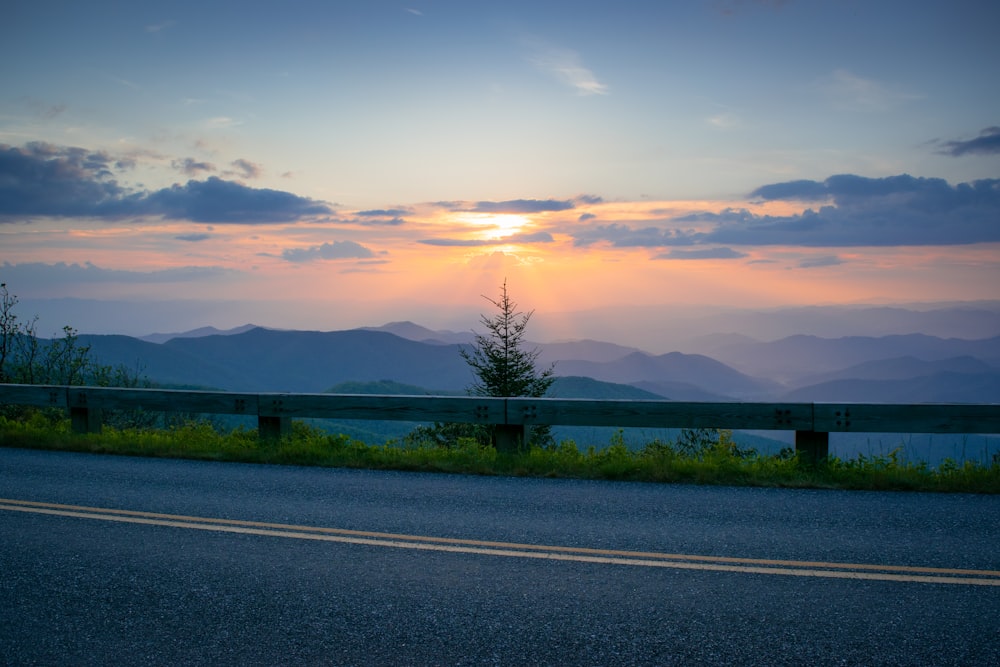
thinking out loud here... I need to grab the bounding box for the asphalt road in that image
[1,447,998,666]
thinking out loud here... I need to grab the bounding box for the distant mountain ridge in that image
[555,351,780,399]
[65,321,1000,404]
[793,355,995,387]
[139,324,259,344]
[780,372,1000,403]
[360,321,474,345]
[708,333,1000,383]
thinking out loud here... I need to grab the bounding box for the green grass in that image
[2,414,998,493]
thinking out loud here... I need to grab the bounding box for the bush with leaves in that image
[0,282,157,426]
[1,283,96,385]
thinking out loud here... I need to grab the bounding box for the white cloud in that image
[204,116,242,130]
[528,44,608,96]
[817,69,921,112]
[707,112,741,129]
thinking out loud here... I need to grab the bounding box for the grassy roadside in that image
[2,414,998,493]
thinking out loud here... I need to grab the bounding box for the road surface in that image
[1,447,998,665]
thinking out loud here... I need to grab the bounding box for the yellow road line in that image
[2,498,998,586]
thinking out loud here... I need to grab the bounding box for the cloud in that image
[750,173,985,204]
[573,174,1000,249]
[528,44,608,96]
[145,178,332,223]
[572,223,695,248]
[798,255,844,268]
[21,99,67,120]
[938,126,1000,157]
[229,158,261,179]
[281,240,375,262]
[724,174,1000,246]
[578,212,596,222]
[707,112,741,129]
[356,208,412,217]
[655,247,747,260]
[204,116,241,129]
[750,179,829,201]
[175,233,211,242]
[0,142,332,223]
[352,208,410,225]
[0,261,233,285]
[466,199,575,214]
[816,69,920,112]
[0,142,130,217]
[419,231,554,247]
[172,157,216,176]
[354,217,405,226]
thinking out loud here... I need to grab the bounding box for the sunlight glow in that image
[457,213,532,240]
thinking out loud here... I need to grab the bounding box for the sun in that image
[489,214,530,238]
[458,213,531,240]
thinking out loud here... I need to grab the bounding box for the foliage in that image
[1,282,147,388]
[460,280,555,400]
[1,282,155,426]
[415,280,555,450]
[403,421,491,449]
[5,416,996,493]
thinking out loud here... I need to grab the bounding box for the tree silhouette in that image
[404,280,555,450]
[462,280,554,450]
[461,280,554,400]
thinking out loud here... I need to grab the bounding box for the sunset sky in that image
[2,1,998,342]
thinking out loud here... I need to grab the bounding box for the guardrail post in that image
[69,390,102,434]
[258,396,291,442]
[493,424,524,453]
[795,430,829,465]
[259,416,291,442]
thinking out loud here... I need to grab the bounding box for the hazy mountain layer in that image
[69,324,1000,404]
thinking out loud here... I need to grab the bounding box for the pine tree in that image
[405,281,555,450]
[461,280,554,399]
[461,281,554,450]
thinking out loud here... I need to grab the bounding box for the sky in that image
[1,0,999,342]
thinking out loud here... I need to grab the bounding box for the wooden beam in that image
[2,385,998,444]
[506,399,814,430]
[257,393,504,424]
[63,387,257,416]
[813,403,1000,434]
[0,384,67,408]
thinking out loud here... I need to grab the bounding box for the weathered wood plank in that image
[507,398,814,430]
[66,387,257,415]
[813,403,1000,434]
[3,384,998,437]
[258,393,505,424]
[0,384,67,408]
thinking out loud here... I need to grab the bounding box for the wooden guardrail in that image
[2,384,999,462]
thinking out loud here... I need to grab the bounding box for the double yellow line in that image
[3,498,999,586]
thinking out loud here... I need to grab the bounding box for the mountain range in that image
[69,321,1000,405]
